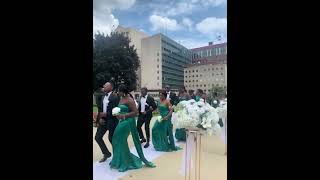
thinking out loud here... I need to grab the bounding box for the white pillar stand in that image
[185,129,203,180]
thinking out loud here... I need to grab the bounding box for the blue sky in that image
[93,0,227,49]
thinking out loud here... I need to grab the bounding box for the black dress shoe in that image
[99,154,111,163]
[140,139,146,143]
[144,142,150,148]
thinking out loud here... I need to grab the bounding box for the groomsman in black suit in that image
[165,85,178,105]
[95,82,120,162]
[137,87,157,148]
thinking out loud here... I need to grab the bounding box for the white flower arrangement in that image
[112,107,121,116]
[172,99,222,136]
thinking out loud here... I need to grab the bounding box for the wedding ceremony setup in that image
[93,1,227,179]
[93,91,227,180]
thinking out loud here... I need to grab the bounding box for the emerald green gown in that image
[152,103,181,151]
[174,95,201,141]
[110,104,156,172]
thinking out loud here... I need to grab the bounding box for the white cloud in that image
[149,15,182,31]
[94,0,135,10]
[93,0,136,35]
[166,2,196,16]
[196,17,227,40]
[182,17,194,30]
[200,0,226,7]
[152,0,226,17]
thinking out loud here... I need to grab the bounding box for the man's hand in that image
[93,112,97,122]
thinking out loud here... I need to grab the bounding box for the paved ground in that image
[93,117,227,180]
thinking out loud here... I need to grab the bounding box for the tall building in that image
[191,42,227,64]
[114,25,149,90]
[141,33,192,90]
[184,62,227,93]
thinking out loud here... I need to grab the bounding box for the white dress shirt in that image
[103,92,112,113]
[140,94,148,112]
[166,91,171,100]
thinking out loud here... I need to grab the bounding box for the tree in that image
[93,32,140,92]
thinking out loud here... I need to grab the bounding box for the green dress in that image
[110,104,156,172]
[174,95,192,142]
[152,103,181,151]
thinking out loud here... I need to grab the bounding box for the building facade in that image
[114,25,149,90]
[141,33,192,90]
[184,62,227,93]
[191,42,227,64]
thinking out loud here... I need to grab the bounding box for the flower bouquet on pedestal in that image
[172,99,221,136]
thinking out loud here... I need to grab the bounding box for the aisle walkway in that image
[93,117,227,180]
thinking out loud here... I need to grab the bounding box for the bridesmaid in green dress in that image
[174,87,191,142]
[152,90,181,151]
[110,84,155,172]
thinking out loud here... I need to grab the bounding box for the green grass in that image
[93,105,98,113]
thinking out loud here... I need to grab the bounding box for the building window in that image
[221,73,223,75]
[216,68,219,70]
[196,80,198,82]
[193,80,195,82]
[204,90,207,92]
[157,82,159,85]
[157,76,159,80]
[192,75,194,77]
[157,65,159,68]
[189,70,191,73]
[196,75,198,77]
[157,71,159,74]
[185,81,188,83]
[200,85,202,87]
[204,69,206,71]
[221,67,223,70]
[185,70,188,73]
[216,84,219,86]
[157,58,159,62]
[189,80,191,82]
[157,52,159,56]
[185,76,187,78]
[200,74,202,77]
[196,85,198,87]
[204,84,206,87]
[212,73,214,76]
[209,49,212,56]
[193,70,194,72]
[196,70,198,72]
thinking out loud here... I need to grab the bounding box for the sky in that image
[93,0,227,49]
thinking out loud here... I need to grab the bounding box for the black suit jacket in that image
[98,92,120,127]
[138,95,157,119]
[167,91,178,106]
